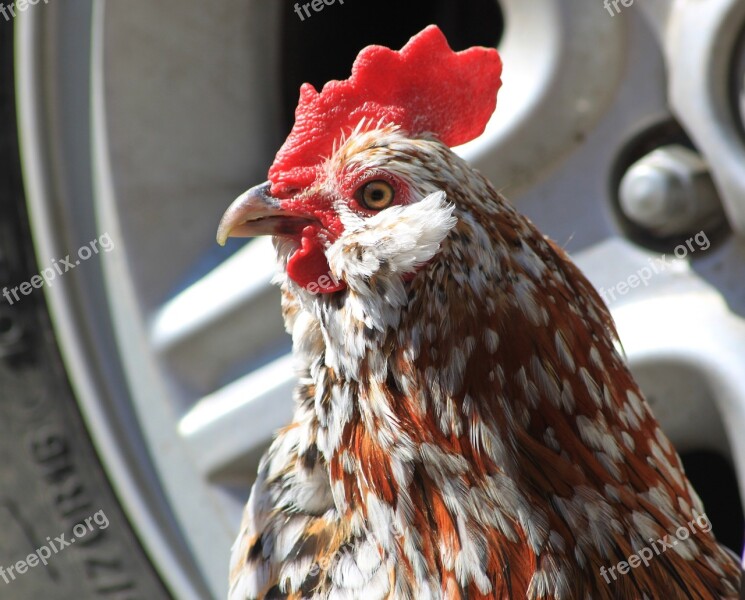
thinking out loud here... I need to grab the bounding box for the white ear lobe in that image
[327,191,457,285]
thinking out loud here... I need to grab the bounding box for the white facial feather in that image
[327,191,457,288]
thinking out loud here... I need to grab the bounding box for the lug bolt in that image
[619,145,724,237]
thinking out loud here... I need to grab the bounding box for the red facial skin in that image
[277,171,410,294]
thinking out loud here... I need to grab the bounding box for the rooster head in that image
[217,26,502,295]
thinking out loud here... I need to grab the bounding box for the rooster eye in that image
[358,180,395,210]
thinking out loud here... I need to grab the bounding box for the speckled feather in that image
[228,127,742,599]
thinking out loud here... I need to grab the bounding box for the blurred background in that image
[1,0,744,598]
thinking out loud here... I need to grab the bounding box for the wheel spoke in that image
[178,354,295,481]
[150,238,289,394]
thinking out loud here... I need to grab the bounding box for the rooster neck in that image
[299,213,564,559]
[301,203,583,505]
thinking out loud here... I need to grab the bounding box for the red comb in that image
[268,25,503,195]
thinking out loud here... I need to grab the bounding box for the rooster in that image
[217,26,742,600]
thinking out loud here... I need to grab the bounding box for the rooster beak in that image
[216,181,314,246]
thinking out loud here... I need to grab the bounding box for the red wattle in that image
[286,229,346,294]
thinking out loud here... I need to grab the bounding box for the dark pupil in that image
[369,188,386,201]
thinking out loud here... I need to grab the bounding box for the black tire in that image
[0,23,172,600]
